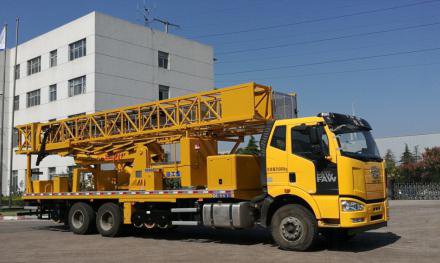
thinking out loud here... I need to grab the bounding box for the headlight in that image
[341,200,364,212]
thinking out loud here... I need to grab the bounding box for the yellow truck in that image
[16,82,388,251]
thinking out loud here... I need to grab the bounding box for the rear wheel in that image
[96,202,122,237]
[68,202,95,235]
[270,204,318,251]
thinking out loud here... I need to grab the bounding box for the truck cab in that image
[263,112,388,250]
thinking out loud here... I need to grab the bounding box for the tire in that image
[270,204,318,251]
[68,202,95,235]
[96,202,123,237]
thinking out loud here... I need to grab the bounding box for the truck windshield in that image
[335,130,382,162]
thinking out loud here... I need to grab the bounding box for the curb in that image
[0,215,38,221]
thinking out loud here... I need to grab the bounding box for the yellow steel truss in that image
[16,82,273,155]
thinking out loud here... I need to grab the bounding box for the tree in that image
[400,144,415,164]
[399,144,418,181]
[384,149,398,180]
[236,136,260,155]
[420,147,440,182]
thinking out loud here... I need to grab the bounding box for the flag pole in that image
[0,24,7,206]
[8,18,19,208]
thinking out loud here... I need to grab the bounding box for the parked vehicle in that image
[17,82,388,251]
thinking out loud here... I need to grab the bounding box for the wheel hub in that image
[72,210,85,229]
[280,216,303,242]
[100,211,114,231]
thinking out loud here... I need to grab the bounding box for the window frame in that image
[27,56,41,76]
[158,51,170,69]
[11,170,18,193]
[290,125,329,160]
[159,85,170,100]
[26,89,41,108]
[68,76,86,97]
[12,128,18,148]
[14,64,20,79]
[50,49,57,67]
[49,84,57,102]
[270,125,287,151]
[13,95,19,111]
[69,38,86,61]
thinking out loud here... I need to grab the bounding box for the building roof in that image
[375,132,440,159]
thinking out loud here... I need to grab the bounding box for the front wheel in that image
[270,204,318,251]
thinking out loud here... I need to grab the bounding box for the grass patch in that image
[1,196,24,207]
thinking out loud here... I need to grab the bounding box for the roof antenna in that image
[153,18,180,33]
[136,1,180,33]
[136,0,153,27]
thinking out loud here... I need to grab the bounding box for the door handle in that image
[289,172,296,183]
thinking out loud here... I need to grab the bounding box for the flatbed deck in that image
[22,189,260,201]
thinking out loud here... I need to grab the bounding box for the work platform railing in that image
[16,83,278,155]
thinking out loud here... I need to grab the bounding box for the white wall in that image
[1,12,214,195]
[93,12,213,111]
[376,133,440,161]
[2,13,97,195]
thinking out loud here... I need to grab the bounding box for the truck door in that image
[288,124,337,194]
[266,125,289,186]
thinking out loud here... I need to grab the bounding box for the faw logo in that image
[370,167,380,179]
[317,171,337,183]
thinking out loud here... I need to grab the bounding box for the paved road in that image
[1,200,439,263]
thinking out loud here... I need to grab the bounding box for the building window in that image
[50,49,57,67]
[69,38,86,61]
[158,51,169,69]
[48,167,56,179]
[68,76,86,97]
[12,128,18,148]
[13,95,19,111]
[31,168,40,181]
[159,85,169,100]
[27,56,41,75]
[49,84,57,102]
[12,170,18,194]
[26,89,40,107]
[14,64,20,79]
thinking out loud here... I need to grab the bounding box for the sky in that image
[1,0,439,138]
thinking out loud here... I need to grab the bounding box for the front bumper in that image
[347,221,387,235]
[339,197,389,228]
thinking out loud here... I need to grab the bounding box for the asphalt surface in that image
[0,200,439,263]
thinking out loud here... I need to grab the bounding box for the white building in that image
[0,12,214,195]
[376,133,440,161]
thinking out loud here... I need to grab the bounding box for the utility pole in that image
[0,24,7,206]
[153,18,180,33]
[8,18,19,208]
